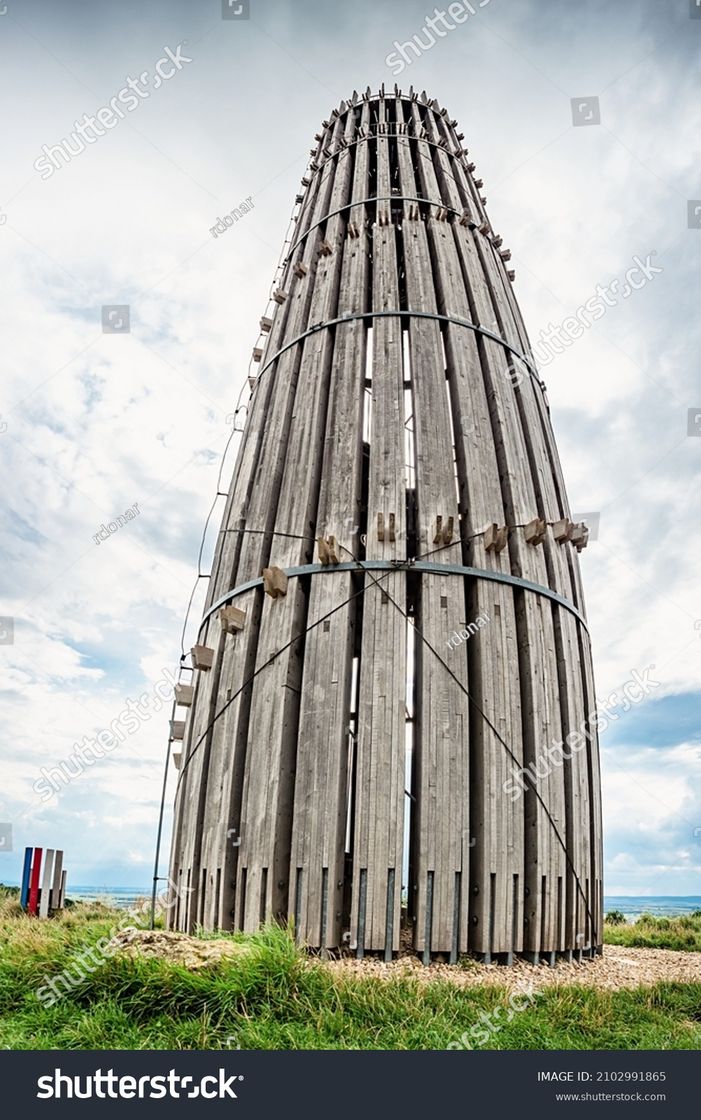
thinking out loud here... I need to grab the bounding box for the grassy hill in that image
[1,887,699,1050]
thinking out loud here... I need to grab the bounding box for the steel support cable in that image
[152,167,315,922]
[171,532,594,940]
[181,165,474,661]
[175,152,314,661]
[155,97,473,914]
[353,557,600,952]
[157,94,560,935]
[172,569,386,792]
[172,535,463,790]
[174,153,357,664]
[167,538,598,952]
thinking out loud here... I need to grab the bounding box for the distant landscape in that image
[5,885,701,921]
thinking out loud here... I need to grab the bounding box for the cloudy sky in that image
[1,0,699,897]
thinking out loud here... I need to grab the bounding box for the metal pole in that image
[150,718,174,930]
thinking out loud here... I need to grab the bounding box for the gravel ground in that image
[324,945,701,991]
[115,930,701,990]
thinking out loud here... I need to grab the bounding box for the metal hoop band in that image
[255,308,539,387]
[200,559,587,634]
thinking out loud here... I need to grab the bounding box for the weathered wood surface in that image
[39,848,54,919]
[290,101,371,951]
[168,90,603,958]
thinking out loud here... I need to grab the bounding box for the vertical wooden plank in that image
[413,101,524,958]
[471,227,578,957]
[290,100,371,950]
[396,97,469,956]
[20,847,32,911]
[51,849,64,911]
[425,111,565,959]
[352,93,407,955]
[235,107,357,933]
[28,848,42,916]
[39,849,54,919]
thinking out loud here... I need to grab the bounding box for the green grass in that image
[604,911,701,953]
[0,888,699,1051]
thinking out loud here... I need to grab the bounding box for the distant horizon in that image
[2,879,700,900]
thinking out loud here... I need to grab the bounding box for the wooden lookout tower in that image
[168,87,603,964]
